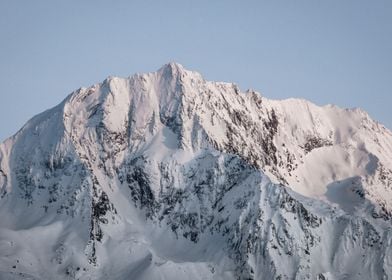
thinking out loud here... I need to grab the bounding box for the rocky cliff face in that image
[0,63,391,280]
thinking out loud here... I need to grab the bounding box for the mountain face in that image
[0,63,392,280]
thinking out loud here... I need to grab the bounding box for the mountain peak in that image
[158,62,186,76]
[156,62,204,83]
[163,61,185,70]
[1,64,392,279]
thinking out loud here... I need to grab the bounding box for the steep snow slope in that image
[0,63,391,279]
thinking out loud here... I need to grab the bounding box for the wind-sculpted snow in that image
[0,63,391,279]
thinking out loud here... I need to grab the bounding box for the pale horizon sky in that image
[0,0,391,141]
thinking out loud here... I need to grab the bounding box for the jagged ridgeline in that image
[0,63,391,280]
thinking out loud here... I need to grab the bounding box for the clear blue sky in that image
[0,0,391,141]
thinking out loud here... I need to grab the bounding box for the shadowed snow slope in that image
[0,63,392,279]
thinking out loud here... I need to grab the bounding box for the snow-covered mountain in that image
[0,63,391,280]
